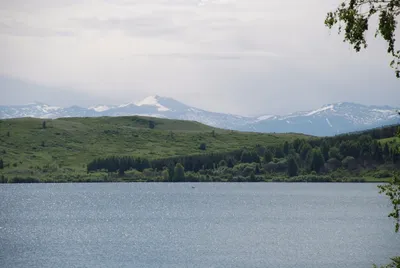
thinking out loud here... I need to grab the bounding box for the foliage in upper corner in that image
[325,0,400,78]
[372,256,400,268]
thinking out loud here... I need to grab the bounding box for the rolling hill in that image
[0,116,306,181]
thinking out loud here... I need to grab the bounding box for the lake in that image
[1,183,399,268]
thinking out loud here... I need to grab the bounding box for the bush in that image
[243,166,255,177]
[214,166,232,176]
[264,159,288,173]
[283,175,333,183]
[148,120,155,129]
[8,177,40,183]
[199,175,212,182]
[143,168,156,178]
[185,172,200,182]
[232,176,247,182]
[254,175,264,182]
[125,169,144,180]
[199,143,206,150]
[264,174,273,181]
[233,163,258,176]
[348,178,366,183]
[342,156,357,170]
[326,158,342,170]
[373,170,392,178]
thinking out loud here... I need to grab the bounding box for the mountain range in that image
[1,95,399,136]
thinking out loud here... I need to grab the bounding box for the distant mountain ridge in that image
[241,102,400,136]
[0,96,398,136]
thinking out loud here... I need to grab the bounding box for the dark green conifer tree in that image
[173,163,185,182]
[287,157,298,177]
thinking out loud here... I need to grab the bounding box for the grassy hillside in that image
[0,116,306,181]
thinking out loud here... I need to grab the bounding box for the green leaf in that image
[325,0,400,78]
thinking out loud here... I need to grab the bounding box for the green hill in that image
[0,116,306,182]
[1,116,398,183]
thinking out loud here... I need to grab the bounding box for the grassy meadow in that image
[0,116,307,182]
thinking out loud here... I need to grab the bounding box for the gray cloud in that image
[127,51,279,60]
[0,0,82,11]
[0,22,74,37]
[77,16,184,38]
[0,75,99,107]
[0,0,399,115]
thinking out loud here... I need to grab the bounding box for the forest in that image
[84,124,400,183]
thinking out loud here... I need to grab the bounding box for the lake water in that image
[1,183,399,268]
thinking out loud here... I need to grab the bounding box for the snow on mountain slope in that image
[256,115,275,121]
[305,104,335,116]
[89,105,111,112]
[0,103,62,119]
[135,95,170,112]
[247,102,399,136]
[0,97,399,136]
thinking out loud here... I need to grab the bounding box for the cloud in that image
[0,22,75,37]
[0,0,399,115]
[77,16,185,39]
[127,51,280,60]
[0,0,82,11]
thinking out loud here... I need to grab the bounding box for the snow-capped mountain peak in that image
[135,95,170,112]
[89,105,111,112]
[247,102,399,136]
[305,104,335,116]
[0,102,62,119]
[25,102,61,112]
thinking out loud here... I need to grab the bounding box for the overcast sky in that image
[0,0,399,116]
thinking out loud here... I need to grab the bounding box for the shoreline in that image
[0,179,390,184]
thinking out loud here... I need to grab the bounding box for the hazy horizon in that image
[1,76,399,117]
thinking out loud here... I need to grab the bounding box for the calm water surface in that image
[0,183,399,268]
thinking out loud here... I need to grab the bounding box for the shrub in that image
[8,177,40,183]
[148,121,155,129]
[219,160,227,167]
[264,159,288,173]
[199,143,206,150]
[342,156,357,170]
[185,172,200,182]
[349,178,366,183]
[326,158,342,170]
[373,170,392,178]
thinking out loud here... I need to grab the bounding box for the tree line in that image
[86,125,400,181]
